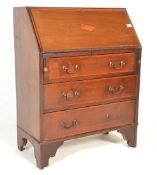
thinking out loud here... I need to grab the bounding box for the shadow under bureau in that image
[14,7,142,169]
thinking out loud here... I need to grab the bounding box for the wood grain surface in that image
[41,100,136,141]
[29,7,141,52]
[44,52,137,83]
[43,75,138,112]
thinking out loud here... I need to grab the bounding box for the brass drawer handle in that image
[108,85,125,95]
[61,120,78,129]
[62,90,80,100]
[62,64,80,74]
[109,60,126,70]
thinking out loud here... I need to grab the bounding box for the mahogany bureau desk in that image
[14,7,142,169]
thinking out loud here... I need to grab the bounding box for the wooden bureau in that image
[14,7,141,169]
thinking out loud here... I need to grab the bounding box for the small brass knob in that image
[43,67,48,72]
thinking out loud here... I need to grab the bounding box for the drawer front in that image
[41,100,136,141]
[43,53,136,83]
[43,75,137,112]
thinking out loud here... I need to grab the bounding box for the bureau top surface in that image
[28,7,141,53]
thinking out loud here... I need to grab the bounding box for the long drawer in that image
[43,75,137,112]
[43,52,136,83]
[41,100,136,141]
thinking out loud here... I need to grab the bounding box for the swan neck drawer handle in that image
[61,120,78,129]
[108,85,125,95]
[62,64,80,74]
[62,90,80,100]
[109,60,126,70]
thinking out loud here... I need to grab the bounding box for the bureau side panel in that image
[135,48,142,124]
[14,7,40,140]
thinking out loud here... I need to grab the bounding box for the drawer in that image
[41,100,136,141]
[43,75,137,112]
[43,52,136,83]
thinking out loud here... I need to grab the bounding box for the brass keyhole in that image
[106,114,110,119]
